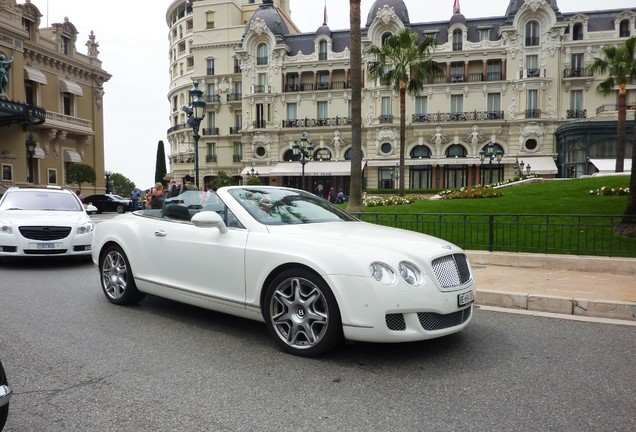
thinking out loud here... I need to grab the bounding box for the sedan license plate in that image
[35,242,61,249]
[458,291,474,307]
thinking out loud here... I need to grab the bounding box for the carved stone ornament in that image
[250,132,271,159]
[518,122,545,152]
[375,127,398,156]
[526,0,544,12]
[249,18,268,36]
[377,5,397,24]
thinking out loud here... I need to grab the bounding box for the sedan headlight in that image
[369,262,397,285]
[76,221,95,234]
[0,222,12,235]
[399,261,424,286]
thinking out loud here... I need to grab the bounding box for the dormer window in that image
[61,35,71,55]
[572,23,583,40]
[381,32,392,45]
[257,43,268,66]
[525,21,539,46]
[619,19,630,37]
[452,30,462,51]
[319,40,328,61]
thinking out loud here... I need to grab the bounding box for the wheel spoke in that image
[102,251,128,299]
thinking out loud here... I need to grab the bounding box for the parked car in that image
[92,186,475,356]
[82,194,132,214]
[0,360,12,431]
[0,186,95,258]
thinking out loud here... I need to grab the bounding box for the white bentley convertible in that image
[92,186,475,356]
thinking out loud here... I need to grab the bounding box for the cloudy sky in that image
[34,0,635,189]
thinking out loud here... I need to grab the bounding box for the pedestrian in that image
[327,187,337,203]
[149,182,165,209]
[315,183,324,198]
[337,189,345,204]
[75,190,83,201]
[180,175,198,194]
[167,179,179,197]
[130,187,140,210]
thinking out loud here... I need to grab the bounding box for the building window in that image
[525,21,539,46]
[380,143,392,154]
[207,59,215,75]
[452,30,462,51]
[526,89,539,118]
[61,35,71,55]
[287,103,297,121]
[319,40,328,61]
[450,94,463,115]
[568,90,585,118]
[450,62,463,82]
[25,80,36,105]
[314,148,332,161]
[619,20,630,37]
[487,93,501,117]
[206,143,216,162]
[571,53,584,76]
[62,93,74,116]
[479,28,491,41]
[2,164,13,181]
[207,112,216,131]
[446,144,467,158]
[234,57,241,73]
[415,96,428,115]
[318,71,329,90]
[572,23,583,40]
[378,167,395,189]
[257,43,268,65]
[206,11,215,29]
[526,55,539,77]
[48,168,57,184]
[233,142,243,160]
[487,60,501,81]
[381,32,392,45]
[317,101,328,120]
[410,145,431,158]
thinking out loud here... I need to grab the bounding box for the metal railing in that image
[351,213,636,257]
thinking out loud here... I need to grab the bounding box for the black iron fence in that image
[351,213,636,258]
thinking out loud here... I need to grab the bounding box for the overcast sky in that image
[35,0,635,189]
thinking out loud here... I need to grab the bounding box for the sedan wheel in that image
[116,204,125,213]
[264,268,342,357]
[99,245,145,305]
[0,361,8,431]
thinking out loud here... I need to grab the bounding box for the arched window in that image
[445,144,467,158]
[314,148,332,161]
[572,23,583,41]
[619,20,630,37]
[452,30,462,51]
[319,40,328,61]
[381,32,392,46]
[283,149,300,162]
[410,145,432,158]
[257,43,268,65]
[525,21,539,46]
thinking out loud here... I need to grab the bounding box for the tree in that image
[109,173,136,196]
[621,37,636,226]
[588,37,636,173]
[346,0,363,213]
[65,163,96,192]
[210,170,235,189]
[154,140,168,189]
[366,29,442,196]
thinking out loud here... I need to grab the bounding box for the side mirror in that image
[191,211,228,234]
[85,204,98,214]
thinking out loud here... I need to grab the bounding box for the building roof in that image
[366,0,410,27]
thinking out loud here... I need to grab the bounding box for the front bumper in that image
[326,274,475,343]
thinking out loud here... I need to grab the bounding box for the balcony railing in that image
[411,110,504,123]
[256,56,268,65]
[316,82,330,91]
[319,52,327,61]
[450,74,464,83]
[207,68,215,76]
[166,123,189,134]
[206,155,217,163]
[525,68,541,78]
[281,116,352,128]
[596,104,636,115]
[202,127,219,135]
[229,126,242,134]
[525,37,540,46]
[378,114,394,124]
[251,85,271,94]
[452,42,463,51]
[567,109,587,119]
[487,72,502,81]
[285,84,300,92]
[525,109,541,119]
[233,154,242,162]
[226,93,242,102]
[253,120,266,129]
[563,68,590,78]
[206,94,220,103]
[331,81,349,90]
[301,83,314,91]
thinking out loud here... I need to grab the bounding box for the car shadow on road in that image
[0,256,92,270]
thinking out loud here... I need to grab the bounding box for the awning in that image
[589,159,632,173]
[240,165,275,177]
[269,161,366,176]
[59,79,83,96]
[33,147,45,159]
[63,149,82,163]
[24,66,47,85]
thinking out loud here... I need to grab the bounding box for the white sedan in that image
[92,186,475,356]
[0,186,95,258]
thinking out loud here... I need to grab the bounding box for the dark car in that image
[82,194,132,214]
[0,360,11,431]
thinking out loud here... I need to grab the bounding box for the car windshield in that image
[0,190,84,211]
[229,187,357,225]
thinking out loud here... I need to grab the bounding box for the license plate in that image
[458,291,474,307]
[35,242,61,249]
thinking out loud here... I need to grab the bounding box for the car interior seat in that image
[164,204,192,221]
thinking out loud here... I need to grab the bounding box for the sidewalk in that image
[466,251,636,322]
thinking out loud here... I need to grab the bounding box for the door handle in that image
[154,230,167,237]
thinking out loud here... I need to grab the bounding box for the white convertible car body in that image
[92,186,475,356]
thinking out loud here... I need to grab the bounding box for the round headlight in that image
[369,262,397,285]
[399,261,424,286]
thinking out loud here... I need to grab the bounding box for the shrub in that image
[439,185,502,200]
[588,186,630,196]
[364,196,415,207]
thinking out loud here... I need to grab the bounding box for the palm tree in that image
[588,37,636,173]
[621,36,636,225]
[366,29,442,196]
[346,0,363,212]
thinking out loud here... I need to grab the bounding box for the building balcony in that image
[233,154,242,162]
[202,127,219,135]
[525,109,542,119]
[563,68,591,78]
[226,93,242,103]
[206,155,217,163]
[281,116,351,128]
[450,74,464,83]
[250,85,271,94]
[166,123,189,134]
[229,126,242,134]
[253,120,266,129]
[566,109,587,119]
[206,94,220,103]
[378,115,394,124]
[411,110,504,123]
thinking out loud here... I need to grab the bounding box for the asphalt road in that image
[0,258,634,432]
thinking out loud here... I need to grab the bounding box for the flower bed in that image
[589,186,630,196]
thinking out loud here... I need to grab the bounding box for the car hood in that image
[266,221,460,258]
[0,210,89,225]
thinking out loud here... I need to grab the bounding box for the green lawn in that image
[354,176,635,257]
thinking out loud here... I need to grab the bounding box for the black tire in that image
[116,204,125,214]
[98,245,145,305]
[263,268,343,357]
[0,361,9,431]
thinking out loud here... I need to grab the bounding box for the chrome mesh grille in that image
[385,313,406,331]
[417,307,472,331]
[19,226,71,241]
[431,253,471,289]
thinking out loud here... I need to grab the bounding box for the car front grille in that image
[431,253,472,290]
[19,226,71,241]
[23,249,68,255]
[386,313,406,331]
[417,307,472,331]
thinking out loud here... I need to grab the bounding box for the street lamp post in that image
[292,131,314,191]
[479,142,503,185]
[246,164,259,184]
[25,133,36,183]
[183,82,206,190]
[104,170,112,194]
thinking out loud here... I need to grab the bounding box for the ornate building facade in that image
[166,0,635,192]
[0,0,111,194]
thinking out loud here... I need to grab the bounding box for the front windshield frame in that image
[229,187,358,225]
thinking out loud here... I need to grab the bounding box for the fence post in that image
[488,215,494,252]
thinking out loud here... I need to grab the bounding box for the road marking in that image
[476,305,636,327]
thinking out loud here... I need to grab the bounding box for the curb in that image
[476,290,636,322]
